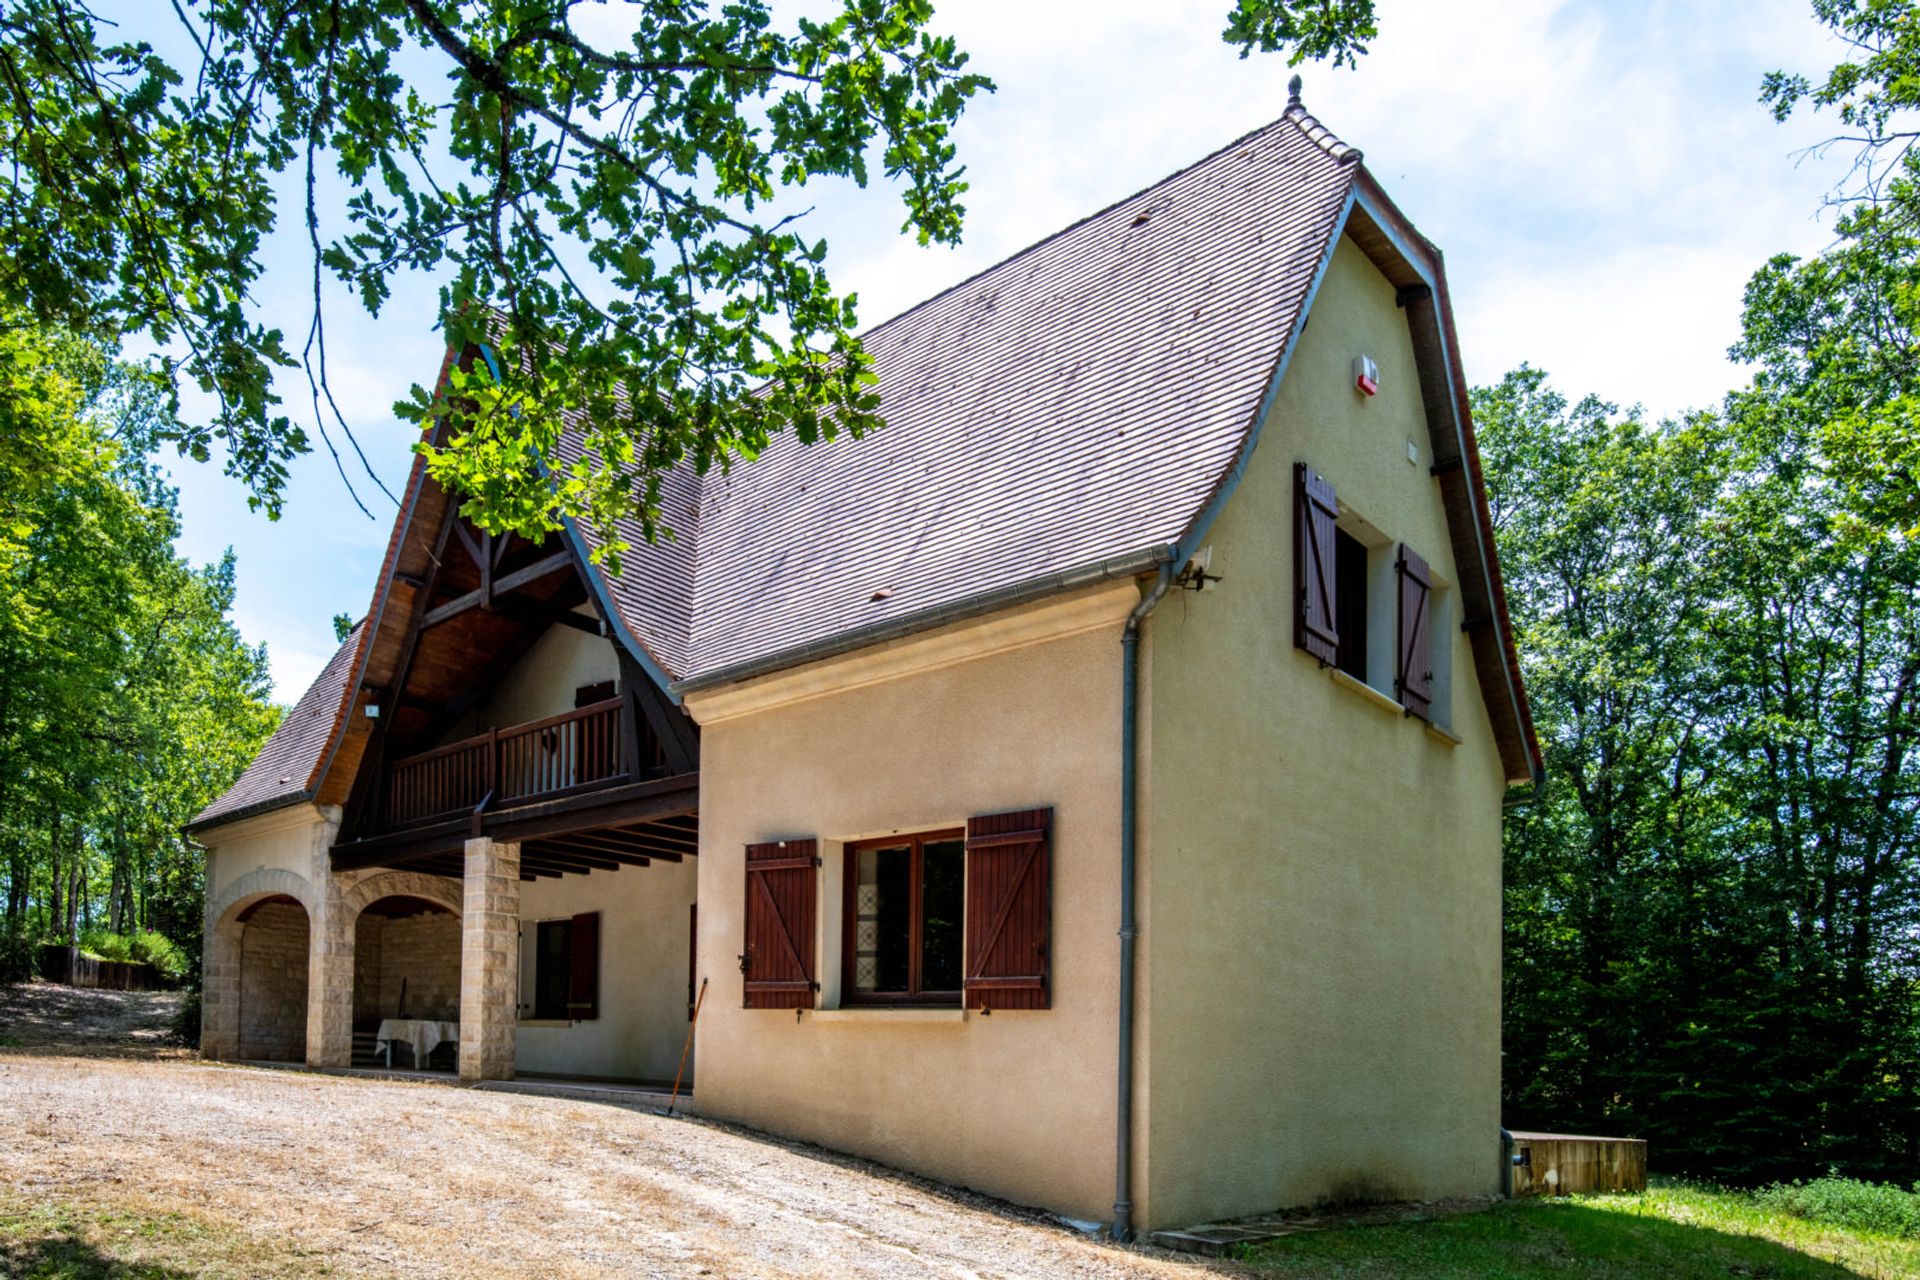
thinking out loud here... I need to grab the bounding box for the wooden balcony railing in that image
[381,697,647,828]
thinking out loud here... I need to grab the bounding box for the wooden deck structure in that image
[1507,1131,1648,1196]
[326,423,701,883]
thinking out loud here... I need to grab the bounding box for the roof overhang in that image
[183,790,316,838]
[1341,174,1544,786]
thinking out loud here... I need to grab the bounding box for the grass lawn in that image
[0,1193,329,1279]
[1242,1182,1920,1279]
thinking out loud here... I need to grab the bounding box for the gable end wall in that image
[1141,235,1508,1226]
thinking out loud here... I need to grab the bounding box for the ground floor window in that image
[524,912,600,1021]
[843,830,964,1005]
[533,919,572,1019]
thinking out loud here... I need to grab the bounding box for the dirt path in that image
[0,1049,1228,1279]
[0,978,186,1056]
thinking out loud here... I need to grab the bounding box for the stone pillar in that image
[306,867,354,1069]
[201,913,241,1061]
[459,838,520,1082]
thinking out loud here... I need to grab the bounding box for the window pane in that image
[534,920,571,1019]
[854,845,912,994]
[921,839,965,993]
[1334,527,1369,682]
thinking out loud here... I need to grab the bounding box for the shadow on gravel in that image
[0,979,187,1059]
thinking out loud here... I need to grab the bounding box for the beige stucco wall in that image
[687,585,1138,1224]
[202,804,337,911]
[1140,234,1508,1226]
[441,611,620,744]
[514,857,698,1082]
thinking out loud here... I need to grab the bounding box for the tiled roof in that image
[188,623,363,831]
[562,421,702,679]
[602,104,1359,686]
[194,100,1539,833]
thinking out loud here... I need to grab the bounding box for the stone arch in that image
[208,867,316,930]
[339,869,462,922]
[203,868,318,1063]
[343,871,465,1061]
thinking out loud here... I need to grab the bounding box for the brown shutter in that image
[964,808,1051,1011]
[1294,463,1339,665]
[568,911,600,1020]
[742,839,818,1009]
[1396,544,1434,721]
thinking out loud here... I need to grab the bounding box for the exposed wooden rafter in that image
[619,648,699,776]
[421,550,574,629]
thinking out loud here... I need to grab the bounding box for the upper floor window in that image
[1295,461,1453,728]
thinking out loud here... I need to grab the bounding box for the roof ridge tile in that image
[1282,99,1362,166]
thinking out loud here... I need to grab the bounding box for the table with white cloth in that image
[374,1018,459,1069]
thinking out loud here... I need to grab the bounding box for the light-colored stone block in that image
[460,838,520,1081]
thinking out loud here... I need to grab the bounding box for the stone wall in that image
[352,915,385,1025]
[353,911,460,1025]
[238,901,309,1061]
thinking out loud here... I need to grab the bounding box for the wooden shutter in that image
[1396,544,1434,721]
[742,839,818,1009]
[964,808,1052,1011]
[567,911,600,1020]
[1294,463,1339,665]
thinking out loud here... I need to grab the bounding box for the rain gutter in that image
[670,547,1174,697]
[183,790,317,837]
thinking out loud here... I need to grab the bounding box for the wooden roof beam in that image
[522,845,625,874]
[420,551,575,629]
[538,833,663,864]
[614,823,698,851]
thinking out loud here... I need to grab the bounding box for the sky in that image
[164,0,1859,702]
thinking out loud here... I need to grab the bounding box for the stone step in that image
[349,1031,383,1069]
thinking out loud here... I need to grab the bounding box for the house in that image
[188,88,1541,1237]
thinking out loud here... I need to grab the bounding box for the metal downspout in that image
[1114,562,1175,1242]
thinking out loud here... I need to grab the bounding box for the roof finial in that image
[1287,73,1303,107]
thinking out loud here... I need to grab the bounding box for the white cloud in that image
[781,0,1860,422]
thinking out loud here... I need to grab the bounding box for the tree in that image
[0,1,1357,556]
[1476,369,1734,1163]
[1763,0,1920,198]
[1482,353,1920,1182]
[1760,0,1920,536]
[0,318,277,959]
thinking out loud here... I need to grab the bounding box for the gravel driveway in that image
[0,1048,1225,1279]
